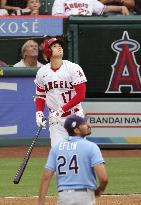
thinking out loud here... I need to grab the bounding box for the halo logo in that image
[106,31,141,93]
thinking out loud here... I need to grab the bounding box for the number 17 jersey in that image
[34,60,87,111]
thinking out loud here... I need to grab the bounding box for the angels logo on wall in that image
[106,31,141,93]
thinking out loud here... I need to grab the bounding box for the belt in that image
[58,188,88,192]
[49,108,79,117]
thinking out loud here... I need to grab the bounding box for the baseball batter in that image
[52,0,129,16]
[34,38,87,146]
[38,114,108,205]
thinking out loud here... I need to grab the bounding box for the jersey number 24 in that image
[57,154,79,175]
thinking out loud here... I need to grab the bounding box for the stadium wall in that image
[0,16,141,148]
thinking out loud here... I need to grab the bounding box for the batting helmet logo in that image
[44,38,63,60]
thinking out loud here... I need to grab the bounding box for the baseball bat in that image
[13,120,46,184]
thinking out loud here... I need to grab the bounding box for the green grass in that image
[105,157,141,194]
[0,158,57,197]
[0,157,141,196]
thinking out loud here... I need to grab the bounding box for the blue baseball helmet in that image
[64,114,87,133]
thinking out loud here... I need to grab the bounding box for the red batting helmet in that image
[44,38,63,60]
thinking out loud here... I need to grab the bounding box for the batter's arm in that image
[48,83,86,125]
[35,86,46,112]
[35,86,47,128]
[62,82,86,112]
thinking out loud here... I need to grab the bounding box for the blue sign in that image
[0,78,49,138]
[0,16,64,36]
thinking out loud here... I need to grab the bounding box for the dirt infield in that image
[0,195,141,205]
[1,146,141,205]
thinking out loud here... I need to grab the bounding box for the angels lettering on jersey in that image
[64,2,90,15]
[106,31,141,93]
[44,81,73,92]
[34,60,87,111]
[52,0,105,16]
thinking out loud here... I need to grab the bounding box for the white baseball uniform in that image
[34,60,87,146]
[52,0,106,16]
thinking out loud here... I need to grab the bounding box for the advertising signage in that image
[0,78,49,138]
[0,16,64,36]
[78,30,141,98]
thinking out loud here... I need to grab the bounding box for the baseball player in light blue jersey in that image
[38,114,108,205]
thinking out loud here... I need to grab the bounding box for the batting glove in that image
[36,111,46,128]
[49,108,64,125]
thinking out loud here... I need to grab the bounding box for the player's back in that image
[53,136,104,191]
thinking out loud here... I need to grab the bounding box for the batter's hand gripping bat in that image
[13,119,46,184]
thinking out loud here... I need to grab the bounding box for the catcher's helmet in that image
[44,38,63,60]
